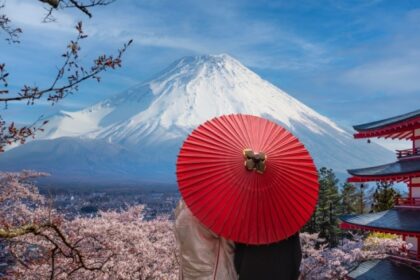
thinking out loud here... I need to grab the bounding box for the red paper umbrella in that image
[176,114,319,245]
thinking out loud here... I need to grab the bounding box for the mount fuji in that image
[0,54,393,186]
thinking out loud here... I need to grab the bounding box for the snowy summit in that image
[0,54,393,185]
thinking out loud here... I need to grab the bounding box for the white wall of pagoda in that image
[415,128,420,148]
[406,236,419,255]
[412,187,420,198]
[412,178,420,198]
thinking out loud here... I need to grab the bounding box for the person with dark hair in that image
[234,233,302,280]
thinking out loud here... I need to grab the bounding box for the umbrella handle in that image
[243,149,267,174]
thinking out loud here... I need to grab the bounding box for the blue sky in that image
[1,0,419,135]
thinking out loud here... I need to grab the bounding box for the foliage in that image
[371,181,400,212]
[0,171,178,279]
[339,183,358,214]
[354,183,369,214]
[368,232,398,239]
[300,232,410,279]
[303,167,341,247]
[303,169,376,247]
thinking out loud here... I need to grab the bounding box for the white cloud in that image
[79,2,330,71]
[340,54,420,93]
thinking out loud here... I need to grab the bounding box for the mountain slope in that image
[0,54,394,185]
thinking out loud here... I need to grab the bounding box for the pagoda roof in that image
[353,109,420,139]
[347,259,420,280]
[347,158,420,183]
[340,207,420,235]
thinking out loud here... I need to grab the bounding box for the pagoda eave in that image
[353,122,420,140]
[347,159,420,183]
[347,259,420,280]
[353,109,420,139]
[347,172,420,183]
[340,222,419,237]
[339,208,420,236]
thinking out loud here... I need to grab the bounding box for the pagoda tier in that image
[340,208,420,236]
[340,208,420,259]
[347,158,420,184]
[347,259,420,280]
[347,109,420,203]
[353,109,420,139]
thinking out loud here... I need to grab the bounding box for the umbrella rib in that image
[183,163,242,214]
[269,177,295,238]
[270,160,317,177]
[266,182,286,240]
[274,166,319,205]
[181,140,238,155]
[220,167,250,241]
[189,130,240,154]
[228,167,256,242]
[272,163,318,187]
[226,115,251,150]
[205,161,251,232]
[274,170,317,220]
[272,179,303,236]
[239,115,254,149]
[254,176,260,243]
[220,115,249,150]
[210,116,246,150]
[264,131,294,155]
[180,161,242,185]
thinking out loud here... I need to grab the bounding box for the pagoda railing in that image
[395,197,420,206]
[407,250,420,260]
[390,255,420,265]
[396,147,420,159]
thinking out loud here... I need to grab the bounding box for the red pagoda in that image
[340,109,420,260]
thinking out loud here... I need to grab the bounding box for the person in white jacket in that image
[174,199,238,280]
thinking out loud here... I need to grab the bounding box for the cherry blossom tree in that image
[299,232,411,279]
[1,171,178,279]
[1,171,412,279]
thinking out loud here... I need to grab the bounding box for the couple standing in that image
[175,115,319,280]
[175,199,302,280]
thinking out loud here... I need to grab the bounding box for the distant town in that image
[46,188,181,220]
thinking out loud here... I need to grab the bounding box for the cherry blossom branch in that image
[0,21,132,151]
[0,4,22,43]
[0,22,131,104]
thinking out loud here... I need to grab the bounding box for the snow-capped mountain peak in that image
[1,54,393,184]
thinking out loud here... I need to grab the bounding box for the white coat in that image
[175,200,238,280]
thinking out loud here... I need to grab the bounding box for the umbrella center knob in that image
[243,149,267,174]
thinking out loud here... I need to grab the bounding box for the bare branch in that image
[0,4,22,43]
[0,23,131,104]
[39,0,115,20]
[39,0,59,8]
[67,0,93,17]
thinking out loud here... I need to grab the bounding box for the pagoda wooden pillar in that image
[414,128,420,149]
[418,236,420,259]
[412,129,420,203]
